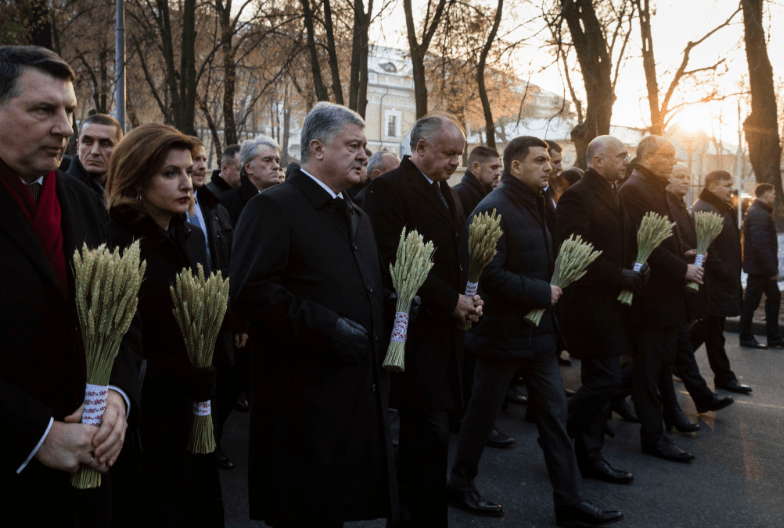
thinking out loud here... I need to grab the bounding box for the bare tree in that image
[477,0,503,150]
[403,0,451,118]
[300,0,329,101]
[348,0,373,117]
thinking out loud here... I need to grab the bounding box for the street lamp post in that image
[115,0,126,132]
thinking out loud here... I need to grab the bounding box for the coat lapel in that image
[404,160,453,226]
[585,171,620,220]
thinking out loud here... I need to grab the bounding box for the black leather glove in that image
[184,364,217,402]
[620,268,644,297]
[330,317,369,363]
[639,263,651,286]
[388,293,421,322]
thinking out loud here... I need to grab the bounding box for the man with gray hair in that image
[354,150,400,207]
[230,102,397,527]
[219,135,281,225]
[363,114,481,527]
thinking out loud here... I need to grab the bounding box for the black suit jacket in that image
[620,167,688,327]
[556,169,636,357]
[229,169,397,525]
[219,174,258,226]
[362,156,469,411]
[0,170,140,525]
[453,170,488,216]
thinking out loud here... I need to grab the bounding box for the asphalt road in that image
[219,332,784,528]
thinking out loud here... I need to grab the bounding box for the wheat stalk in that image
[686,211,724,292]
[461,209,503,330]
[618,212,674,305]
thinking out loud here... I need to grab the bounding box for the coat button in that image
[373,332,379,341]
[353,243,358,250]
[366,285,373,293]
[371,384,377,392]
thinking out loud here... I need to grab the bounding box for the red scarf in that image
[0,160,68,294]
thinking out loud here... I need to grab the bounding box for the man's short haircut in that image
[188,135,205,155]
[560,167,584,186]
[80,113,123,141]
[503,136,549,171]
[705,170,732,187]
[467,145,500,169]
[367,150,398,176]
[0,46,75,107]
[409,113,465,150]
[547,141,563,154]
[755,183,775,197]
[300,102,364,164]
[241,135,280,167]
[221,144,240,167]
[636,135,668,160]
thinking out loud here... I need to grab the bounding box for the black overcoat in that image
[743,199,779,277]
[219,174,258,226]
[466,172,557,358]
[229,169,397,525]
[0,169,140,526]
[555,168,636,358]
[692,188,742,317]
[619,167,688,328]
[668,192,707,322]
[453,170,488,216]
[206,169,233,197]
[362,156,470,411]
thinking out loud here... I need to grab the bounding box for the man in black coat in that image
[0,45,139,527]
[220,136,281,226]
[354,150,399,208]
[362,115,482,528]
[66,113,123,201]
[453,145,501,215]
[557,135,641,485]
[446,136,623,528]
[739,183,783,348]
[206,143,241,197]
[229,102,397,528]
[666,165,734,415]
[619,136,703,462]
[689,170,751,394]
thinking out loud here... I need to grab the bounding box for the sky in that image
[369,0,784,147]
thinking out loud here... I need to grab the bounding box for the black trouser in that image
[567,356,622,465]
[689,316,736,386]
[396,409,450,528]
[449,354,582,507]
[674,322,715,407]
[740,274,782,342]
[632,327,677,447]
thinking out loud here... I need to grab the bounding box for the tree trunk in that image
[477,0,503,150]
[29,0,52,49]
[349,0,372,117]
[322,0,344,105]
[741,0,784,228]
[216,0,238,146]
[561,0,614,168]
[301,0,329,101]
[199,95,222,165]
[635,0,663,135]
[403,0,450,119]
[178,0,198,135]
[282,84,291,166]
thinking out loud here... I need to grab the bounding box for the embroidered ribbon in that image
[81,383,108,426]
[391,312,409,343]
[464,281,479,298]
[633,262,643,272]
[694,254,705,267]
[193,401,211,416]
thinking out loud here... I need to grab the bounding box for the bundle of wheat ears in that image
[524,234,602,326]
[72,241,146,489]
[618,212,674,305]
[383,228,436,372]
[686,211,724,292]
[170,264,230,454]
[462,209,503,330]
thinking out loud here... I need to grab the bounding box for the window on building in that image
[387,115,397,137]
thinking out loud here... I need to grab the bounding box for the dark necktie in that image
[611,183,621,212]
[27,182,42,202]
[327,197,356,242]
[432,181,450,212]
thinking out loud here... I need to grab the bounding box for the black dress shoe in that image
[663,406,700,433]
[555,501,623,527]
[739,338,767,349]
[447,486,504,517]
[612,400,640,423]
[564,388,576,397]
[768,338,784,348]
[716,379,752,394]
[579,459,633,484]
[217,445,235,470]
[558,355,572,367]
[486,426,515,448]
[695,394,734,413]
[234,393,250,412]
[505,387,528,405]
[642,436,695,462]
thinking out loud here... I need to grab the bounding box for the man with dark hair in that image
[0,45,139,527]
[548,141,564,177]
[207,144,241,196]
[739,183,783,348]
[66,113,122,200]
[689,170,751,394]
[363,114,482,528]
[230,102,397,527]
[619,135,703,462]
[557,135,641,485]
[446,135,623,527]
[453,145,501,215]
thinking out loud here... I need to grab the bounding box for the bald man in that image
[556,136,642,484]
[619,136,703,463]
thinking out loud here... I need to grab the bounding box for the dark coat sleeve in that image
[363,176,459,318]
[747,209,778,277]
[229,194,341,354]
[1,379,55,472]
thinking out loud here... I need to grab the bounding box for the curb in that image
[724,316,780,337]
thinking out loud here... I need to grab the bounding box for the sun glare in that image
[670,105,713,135]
